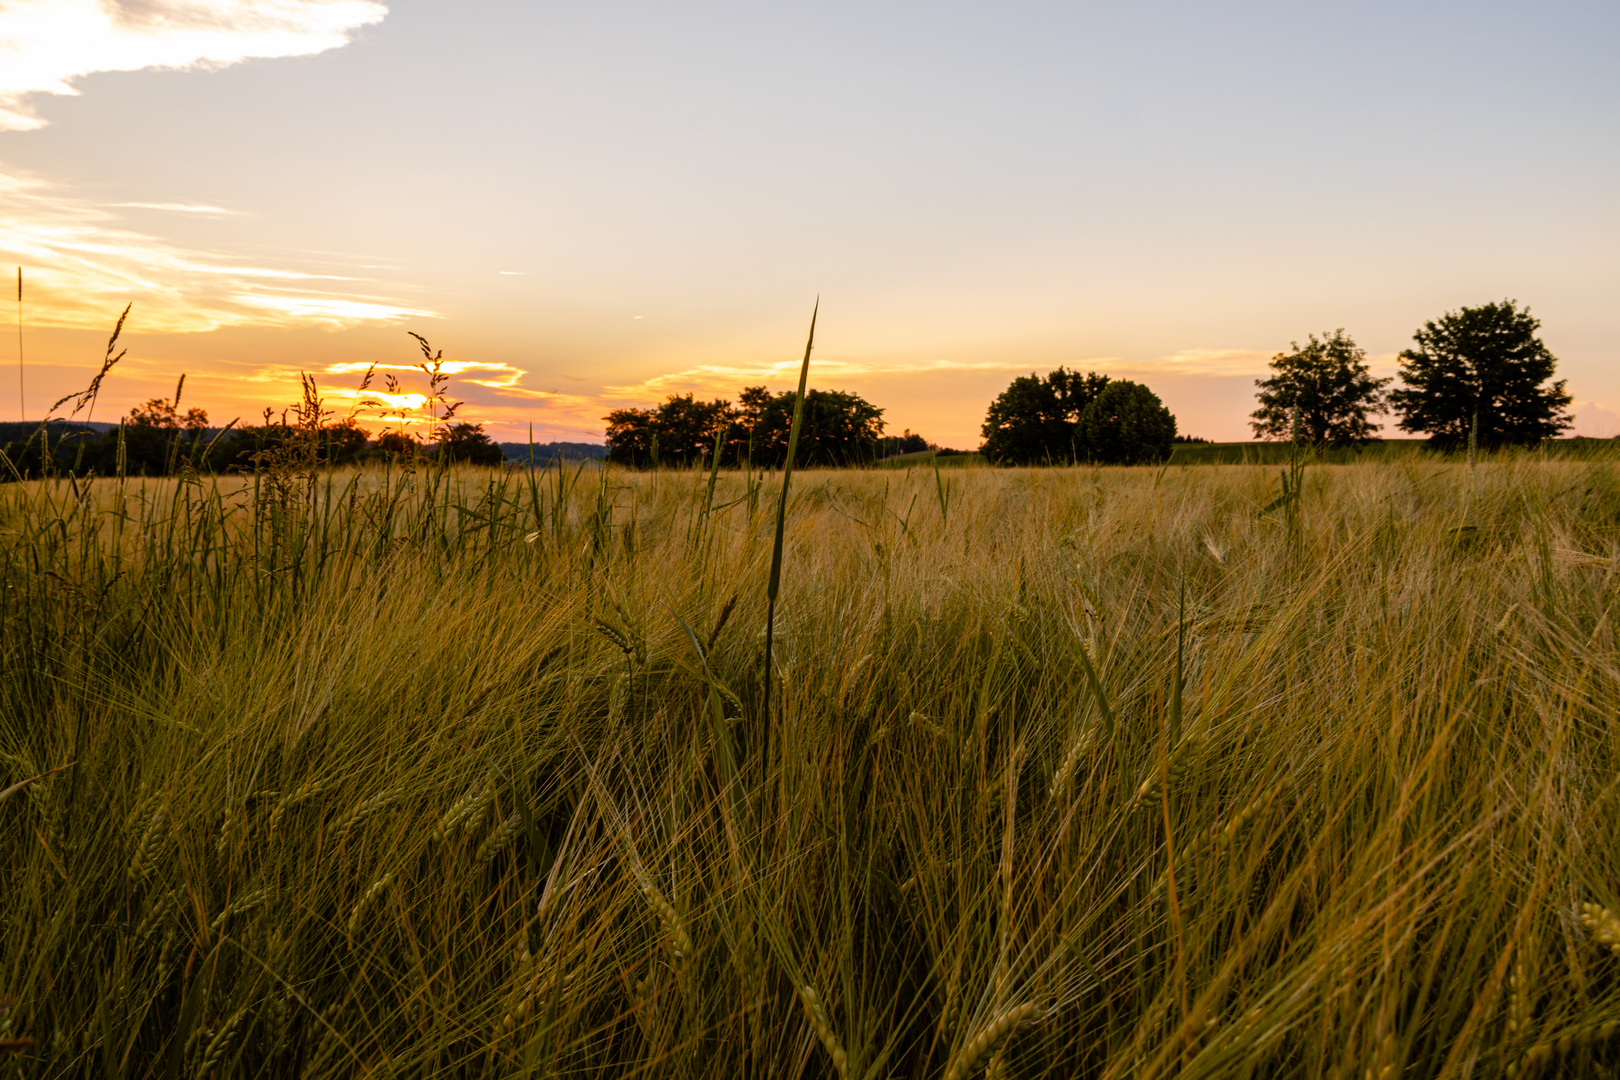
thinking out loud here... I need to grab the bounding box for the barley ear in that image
[944,1002,1039,1080]
[796,983,848,1078]
[1578,902,1620,955]
[347,872,394,939]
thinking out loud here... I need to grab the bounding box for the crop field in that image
[5,455,1620,1078]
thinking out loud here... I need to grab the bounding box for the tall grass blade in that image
[761,297,817,775]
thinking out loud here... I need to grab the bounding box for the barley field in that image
[4,455,1620,1078]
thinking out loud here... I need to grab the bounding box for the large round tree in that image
[1251,330,1388,447]
[980,368,1111,465]
[1390,300,1571,449]
[1077,380,1177,465]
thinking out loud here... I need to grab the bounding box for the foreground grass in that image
[4,456,1620,1077]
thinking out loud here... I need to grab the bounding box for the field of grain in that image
[4,455,1620,1078]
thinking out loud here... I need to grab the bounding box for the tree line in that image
[0,330,515,481]
[1247,299,1570,450]
[604,387,889,468]
[609,299,1573,471]
[0,411,507,480]
[1,298,1581,481]
[979,298,1574,464]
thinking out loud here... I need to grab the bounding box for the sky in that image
[1,0,1616,446]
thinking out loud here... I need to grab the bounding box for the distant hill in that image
[875,448,985,468]
[498,441,606,463]
[0,420,117,444]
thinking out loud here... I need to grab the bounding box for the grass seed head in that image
[126,808,170,884]
[1508,948,1532,1037]
[268,780,328,834]
[1578,903,1620,955]
[209,887,272,933]
[347,871,394,939]
[945,1002,1040,1080]
[796,984,848,1078]
[475,812,523,866]
[627,859,692,962]
[437,778,494,840]
[196,1007,247,1077]
[332,787,400,841]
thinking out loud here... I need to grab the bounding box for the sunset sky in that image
[2,0,1616,445]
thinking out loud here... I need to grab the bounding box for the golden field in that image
[4,454,1620,1078]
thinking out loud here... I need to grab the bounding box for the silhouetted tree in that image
[430,422,504,466]
[736,387,884,467]
[1077,380,1177,465]
[321,418,371,465]
[0,434,50,479]
[980,368,1111,465]
[113,398,195,474]
[1251,330,1388,447]
[603,407,657,467]
[880,429,931,456]
[373,429,418,458]
[605,387,885,468]
[1391,300,1571,449]
[648,394,734,465]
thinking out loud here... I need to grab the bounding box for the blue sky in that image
[2,0,1616,442]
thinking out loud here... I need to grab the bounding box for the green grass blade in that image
[761,297,817,770]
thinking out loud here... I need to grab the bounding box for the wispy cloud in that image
[0,1,411,331]
[1146,348,1274,377]
[0,0,387,131]
[598,356,1111,403]
[0,167,433,331]
[111,202,236,214]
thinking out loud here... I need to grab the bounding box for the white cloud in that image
[0,166,434,331]
[0,0,387,131]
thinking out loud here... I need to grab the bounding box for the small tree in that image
[321,417,370,465]
[737,386,885,467]
[980,368,1110,465]
[374,429,418,458]
[604,407,657,467]
[880,429,931,456]
[432,421,504,466]
[1251,330,1388,447]
[127,398,180,428]
[1390,300,1571,449]
[1077,380,1176,465]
